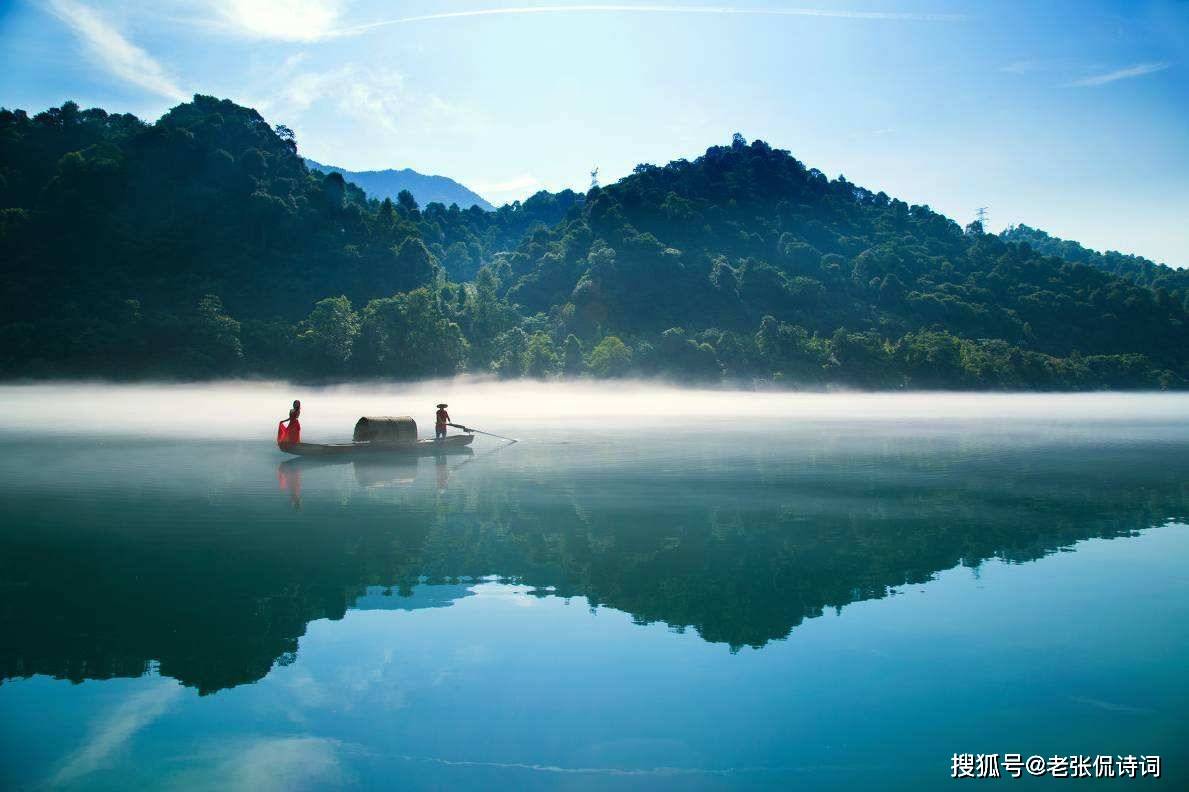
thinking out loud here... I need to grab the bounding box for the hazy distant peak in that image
[304,158,494,211]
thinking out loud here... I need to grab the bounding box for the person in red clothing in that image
[435,403,450,440]
[277,399,301,447]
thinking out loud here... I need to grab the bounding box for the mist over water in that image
[1,380,1187,442]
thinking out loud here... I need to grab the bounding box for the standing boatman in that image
[435,403,450,440]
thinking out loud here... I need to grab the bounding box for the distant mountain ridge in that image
[304,158,494,210]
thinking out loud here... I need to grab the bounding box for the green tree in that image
[897,330,966,388]
[494,328,528,378]
[356,288,466,378]
[829,329,898,388]
[656,327,721,381]
[587,336,633,377]
[562,334,586,376]
[391,237,439,292]
[524,332,560,379]
[756,317,829,382]
[296,296,358,377]
[459,267,517,369]
[441,241,475,280]
[397,189,419,215]
[191,294,242,374]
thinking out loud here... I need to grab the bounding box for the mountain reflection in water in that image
[0,422,1186,696]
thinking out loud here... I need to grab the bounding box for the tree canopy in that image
[1,98,1185,389]
[1001,223,1189,309]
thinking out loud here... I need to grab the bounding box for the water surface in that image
[1,384,1187,790]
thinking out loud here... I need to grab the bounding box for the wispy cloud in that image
[50,681,183,785]
[243,61,481,170]
[333,4,965,36]
[219,736,344,791]
[1068,61,1171,87]
[181,2,961,42]
[263,63,477,138]
[46,0,187,100]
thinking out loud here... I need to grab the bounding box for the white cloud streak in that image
[261,63,477,138]
[50,681,184,785]
[1068,61,1171,87]
[46,0,187,100]
[242,60,481,172]
[333,4,965,36]
[219,736,344,791]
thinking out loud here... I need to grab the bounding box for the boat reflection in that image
[277,448,473,506]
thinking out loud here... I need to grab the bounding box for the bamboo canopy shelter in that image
[353,416,418,444]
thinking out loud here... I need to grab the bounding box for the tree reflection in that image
[0,438,1185,693]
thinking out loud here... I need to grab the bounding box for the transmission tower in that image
[590,167,599,190]
[975,206,989,228]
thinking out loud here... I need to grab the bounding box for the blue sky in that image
[2,0,1187,265]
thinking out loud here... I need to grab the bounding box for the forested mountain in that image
[1,98,1186,388]
[304,158,494,211]
[1000,224,1189,300]
[0,97,577,378]
[492,134,1188,388]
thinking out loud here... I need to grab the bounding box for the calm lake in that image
[1,383,1187,790]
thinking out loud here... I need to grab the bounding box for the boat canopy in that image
[353,416,418,444]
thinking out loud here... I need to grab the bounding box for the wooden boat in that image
[280,434,475,457]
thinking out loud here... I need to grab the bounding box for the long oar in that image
[448,423,518,444]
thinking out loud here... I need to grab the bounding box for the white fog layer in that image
[0,380,1186,442]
